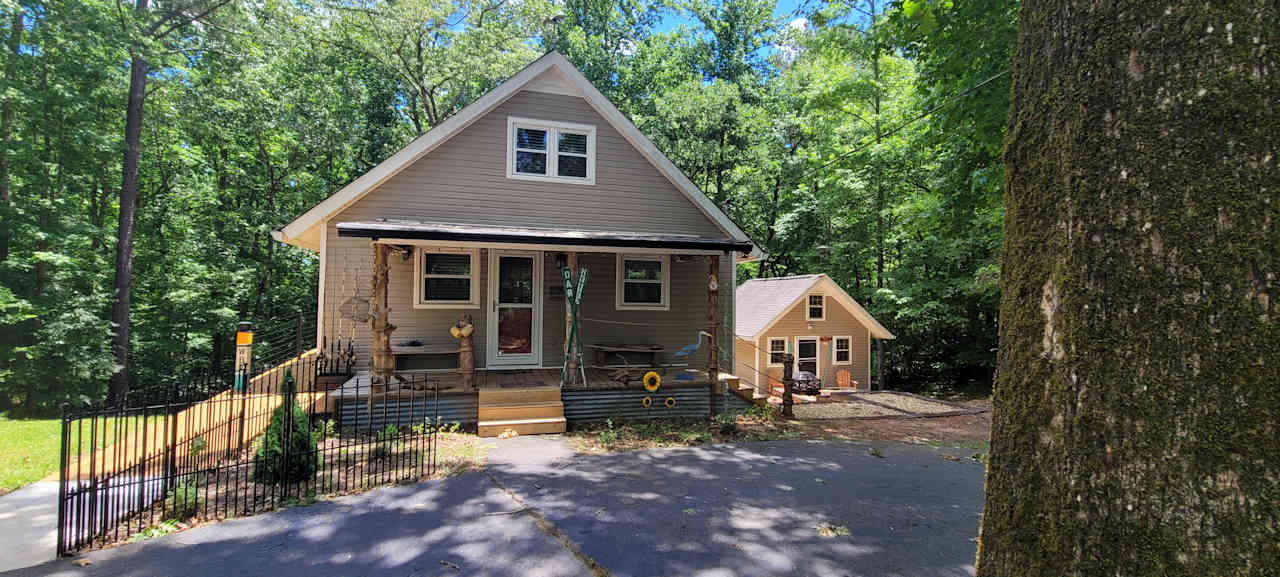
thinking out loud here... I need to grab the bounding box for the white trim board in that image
[273,51,759,258]
[743,275,895,341]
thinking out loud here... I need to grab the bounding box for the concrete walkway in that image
[0,482,59,572]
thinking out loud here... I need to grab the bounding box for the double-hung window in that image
[833,336,852,365]
[508,117,596,184]
[806,294,825,320]
[616,254,669,310]
[767,337,787,366]
[415,248,480,308]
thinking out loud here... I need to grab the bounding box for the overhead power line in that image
[790,67,1011,186]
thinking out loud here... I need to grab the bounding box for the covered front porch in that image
[320,220,752,434]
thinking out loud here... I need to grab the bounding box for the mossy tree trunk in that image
[978,2,1278,576]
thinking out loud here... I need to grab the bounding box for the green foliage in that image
[251,372,318,484]
[164,476,203,521]
[0,0,1017,413]
[313,418,337,442]
[129,519,181,542]
[598,419,620,445]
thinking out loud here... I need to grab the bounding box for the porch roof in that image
[336,220,754,253]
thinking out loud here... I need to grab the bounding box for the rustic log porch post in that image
[707,255,719,417]
[370,242,397,386]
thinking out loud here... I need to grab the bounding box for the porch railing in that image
[56,354,438,556]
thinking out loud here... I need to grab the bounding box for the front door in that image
[795,337,819,379]
[487,250,542,367]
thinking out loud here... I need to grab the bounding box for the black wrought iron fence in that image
[56,356,442,556]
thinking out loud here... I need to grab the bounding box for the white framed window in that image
[615,254,669,310]
[414,247,480,308]
[766,337,787,367]
[833,336,852,365]
[806,294,825,321]
[507,117,596,184]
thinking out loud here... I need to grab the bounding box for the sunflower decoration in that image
[664,397,676,409]
[642,396,653,408]
[643,371,661,392]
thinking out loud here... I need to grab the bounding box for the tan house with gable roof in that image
[271,51,760,435]
[734,274,894,396]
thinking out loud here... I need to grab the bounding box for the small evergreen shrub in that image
[252,371,319,484]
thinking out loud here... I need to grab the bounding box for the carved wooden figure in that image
[451,313,476,388]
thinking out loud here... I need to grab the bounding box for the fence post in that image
[164,389,178,492]
[56,409,69,557]
[781,353,795,418]
[235,322,254,392]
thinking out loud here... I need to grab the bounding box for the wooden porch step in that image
[477,386,561,405]
[478,400,564,421]
[729,383,768,407]
[478,416,567,437]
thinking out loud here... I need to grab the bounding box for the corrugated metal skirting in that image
[563,387,753,422]
[340,388,753,430]
[339,395,479,431]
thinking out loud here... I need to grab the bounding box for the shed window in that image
[834,336,852,365]
[767,338,787,367]
[806,294,825,320]
[415,248,479,308]
[616,254,669,310]
[508,117,596,184]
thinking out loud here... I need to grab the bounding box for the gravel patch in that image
[795,399,907,419]
[864,392,964,415]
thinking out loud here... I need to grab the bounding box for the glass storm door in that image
[487,250,541,366]
[796,338,819,379]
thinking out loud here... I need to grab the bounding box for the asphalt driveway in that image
[8,437,983,577]
[488,438,984,577]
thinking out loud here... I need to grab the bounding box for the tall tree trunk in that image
[869,0,886,389]
[0,9,21,263]
[108,1,150,404]
[977,2,1277,576]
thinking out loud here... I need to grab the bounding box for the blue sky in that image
[652,0,813,34]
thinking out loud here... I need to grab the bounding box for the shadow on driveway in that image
[6,438,983,577]
[489,439,984,577]
[3,471,591,577]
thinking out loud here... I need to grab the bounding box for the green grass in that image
[0,418,63,494]
[0,415,163,495]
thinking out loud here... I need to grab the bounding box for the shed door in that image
[795,337,819,380]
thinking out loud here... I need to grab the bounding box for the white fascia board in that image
[276,51,760,256]
[545,53,755,246]
[818,277,896,340]
[277,54,562,247]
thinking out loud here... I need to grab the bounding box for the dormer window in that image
[507,117,596,184]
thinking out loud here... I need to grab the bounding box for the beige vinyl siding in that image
[321,243,733,372]
[322,238,490,368]
[317,87,739,373]
[734,337,759,390]
[331,89,723,237]
[552,252,732,370]
[758,295,872,390]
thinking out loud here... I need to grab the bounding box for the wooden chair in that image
[835,369,854,388]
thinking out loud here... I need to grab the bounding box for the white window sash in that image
[766,337,787,367]
[507,117,596,185]
[615,254,669,311]
[414,248,480,309]
[806,294,826,321]
[833,336,852,365]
